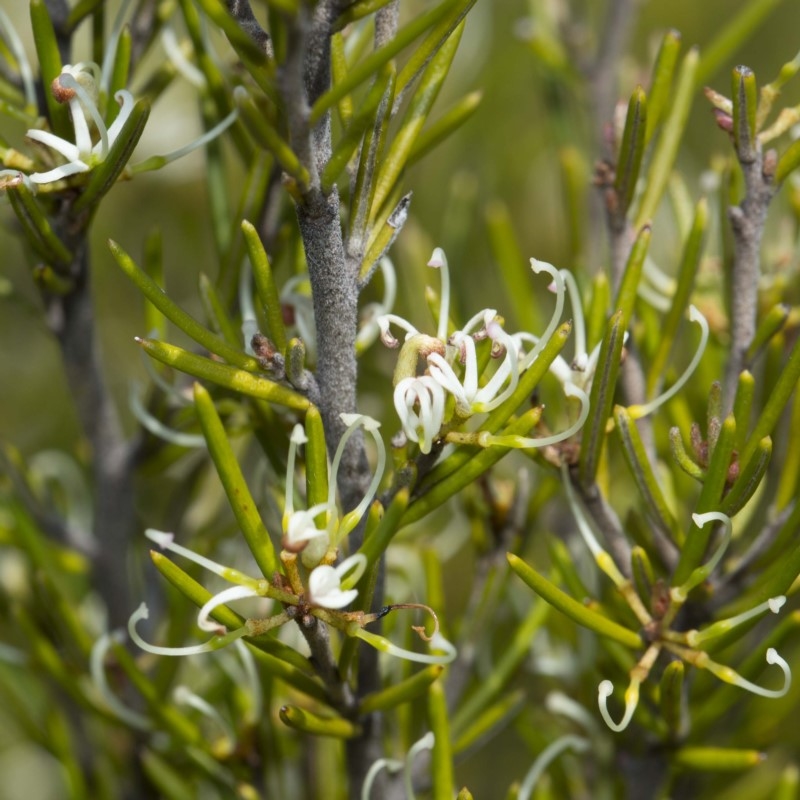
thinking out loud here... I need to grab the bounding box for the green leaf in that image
[615,85,647,216]
[775,373,800,509]
[142,227,166,339]
[136,337,309,410]
[322,67,393,193]
[673,416,736,585]
[740,328,800,469]
[615,406,680,543]
[745,303,790,365]
[577,311,624,488]
[311,0,460,125]
[646,199,707,396]
[645,29,682,146]
[672,747,764,772]
[110,239,259,370]
[406,90,482,168]
[279,706,360,738]
[428,681,454,800]
[635,47,698,228]
[235,90,309,189]
[452,690,525,755]
[358,487,409,569]
[731,65,758,162]
[199,273,241,348]
[719,436,771,515]
[6,179,72,267]
[192,0,270,66]
[30,0,69,138]
[486,201,540,333]
[659,658,685,738]
[74,98,151,212]
[193,382,280,578]
[304,406,329,527]
[402,408,542,526]
[394,0,477,100]
[359,665,443,714]
[372,19,465,216]
[451,600,548,737]
[775,137,800,184]
[506,554,643,649]
[242,219,288,353]
[669,426,705,484]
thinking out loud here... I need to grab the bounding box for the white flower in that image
[428,308,522,415]
[283,415,386,564]
[393,375,446,454]
[307,554,367,609]
[25,63,135,185]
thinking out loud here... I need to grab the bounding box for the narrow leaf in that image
[635,47,699,228]
[311,0,459,124]
[372,19,464,216]
[74,98,151,212]
[242,219,288,353]
[359,665,443,714]
[6,179,72,266]
[615,85,647,215]
[110,239,259,370]
[719,436,771,515]
[740,328,800,468]
[194,382,279,577]
[136,337,310,410]
[428,681,455,800]
[673,415,736,585]
[645,29,682,146]
[732,65,758,162]
[507,554,643,649]
[647,199,707,396]
[279,705,360,738]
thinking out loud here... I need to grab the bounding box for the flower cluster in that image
[378,248,592,454]
[119,412,455,671]
[0,12,238,194]
[562,469,792,733]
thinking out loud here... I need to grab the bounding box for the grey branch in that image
[723,142,776,410]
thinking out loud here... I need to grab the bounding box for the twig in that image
[723,142,776,410]
[45,244,137,626]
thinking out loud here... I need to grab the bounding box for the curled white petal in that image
[630,305,709,419]
[161,26,207,88]
[561,269,587,367]
[90,630,152,730]
[598,678,640,732]
[518,734,591,800]
[0,8,37,111]
[101,90,136,153]
[520,259,565,370]
[145,528,229,577]
[394,376,445,454]
[130,384,206,448]
[713,649,792,699]
[198,585,259,633]
[428,247,450,340]
[673,511,733,599]
[173,685,235,745]
[128,602,246,657]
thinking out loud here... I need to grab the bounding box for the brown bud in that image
[51,75,75,104]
